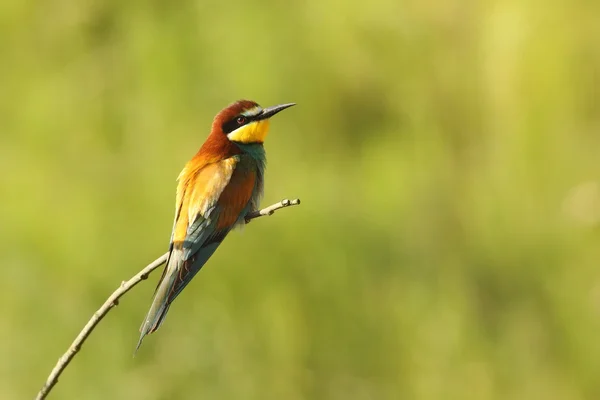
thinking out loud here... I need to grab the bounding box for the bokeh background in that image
[2,0,600,399]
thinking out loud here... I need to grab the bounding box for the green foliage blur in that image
[1,0,600,399]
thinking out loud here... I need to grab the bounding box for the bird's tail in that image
[135,250,180,353]
[135,242,221,353]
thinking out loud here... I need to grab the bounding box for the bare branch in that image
[245,198,301,222]
[35,198,300,400]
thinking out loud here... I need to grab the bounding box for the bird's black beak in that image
[256,103,296,120]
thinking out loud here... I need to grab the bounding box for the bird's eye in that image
[236,116,246,125]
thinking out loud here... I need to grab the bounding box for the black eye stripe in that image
[222,112,261,134]
[222,117,242,134]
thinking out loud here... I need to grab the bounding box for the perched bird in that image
[137,100,295,350]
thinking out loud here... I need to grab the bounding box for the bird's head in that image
[213,100,295,144]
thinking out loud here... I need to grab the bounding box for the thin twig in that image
[245,198,301,222]
[35,198,300,400]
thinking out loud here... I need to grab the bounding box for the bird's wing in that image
[137,157,256,346]
[167,157,257,300]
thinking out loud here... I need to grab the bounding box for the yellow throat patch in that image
[227,120,271,144]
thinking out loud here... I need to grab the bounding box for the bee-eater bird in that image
[136,100,295,350]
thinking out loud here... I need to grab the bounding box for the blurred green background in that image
[1,0,600,399]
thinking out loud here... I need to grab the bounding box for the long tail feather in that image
[135,253,179,352]
[135,242,222,352]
